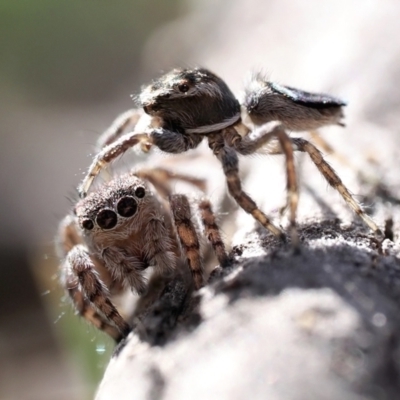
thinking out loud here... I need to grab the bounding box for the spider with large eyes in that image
[57,167,228,341]
[78,68,381,246]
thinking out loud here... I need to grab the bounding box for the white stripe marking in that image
[186,114,241,134]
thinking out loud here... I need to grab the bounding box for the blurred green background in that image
[0,2,184,399]
[0,0,182,103]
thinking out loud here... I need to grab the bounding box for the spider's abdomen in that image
[244,76,346,131]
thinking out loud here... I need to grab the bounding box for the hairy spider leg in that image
[198,199,229,267]
[292,138,382,235]
[230,124,299,247]
[79,132,151,197]
[79,128,205,198]
[96,108,143,150]
[58,216,129,341]
[169,194,204,289]
[257,136,382,235]
[208,133,286,242]
[135,167,206,199]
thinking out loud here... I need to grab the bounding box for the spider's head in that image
[74,174,148,238]
[139,68,240,131]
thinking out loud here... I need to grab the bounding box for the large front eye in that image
[117,196,137,217]
[96,209,117,229]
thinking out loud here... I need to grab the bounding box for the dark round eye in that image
[82,219,94,230]
[135,186,145,198]
[117,196,137,217]
[96,209,118,230]
[178,83,189,93]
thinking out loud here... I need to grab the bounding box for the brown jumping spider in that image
[57,167,228,341]
[78,68,381,247]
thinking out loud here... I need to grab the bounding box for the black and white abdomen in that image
[243,73,346,131]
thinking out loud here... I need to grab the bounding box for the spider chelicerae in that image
[78,68,381,247]
[57,167,228,341]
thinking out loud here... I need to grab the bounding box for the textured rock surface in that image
[96,1,400,399]
[97,227,400,400]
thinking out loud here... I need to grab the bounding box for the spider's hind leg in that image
[292,138,382,235]
[308,130,352,169]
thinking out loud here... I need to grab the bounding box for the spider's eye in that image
[178,83,189,93]
[117,196,137,217]
[82,219,94,230]
[135,186,146,198]
[96,209,118,230]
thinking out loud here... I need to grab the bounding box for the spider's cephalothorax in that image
[76,174,150,243]
[78,67,381,248]
[140,68,241,136]
[58,168,228,341]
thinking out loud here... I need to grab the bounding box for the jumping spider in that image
[57,167,228,341]
[78,68,381,247]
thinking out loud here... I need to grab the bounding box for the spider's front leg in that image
[64,244,131,340]
[79,131,150,197]
[79,129,203,198]
[96,108,144,150]
[208,133,286,242]
[57,216,125,341]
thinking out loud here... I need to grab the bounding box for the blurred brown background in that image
[1,1,400,399]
